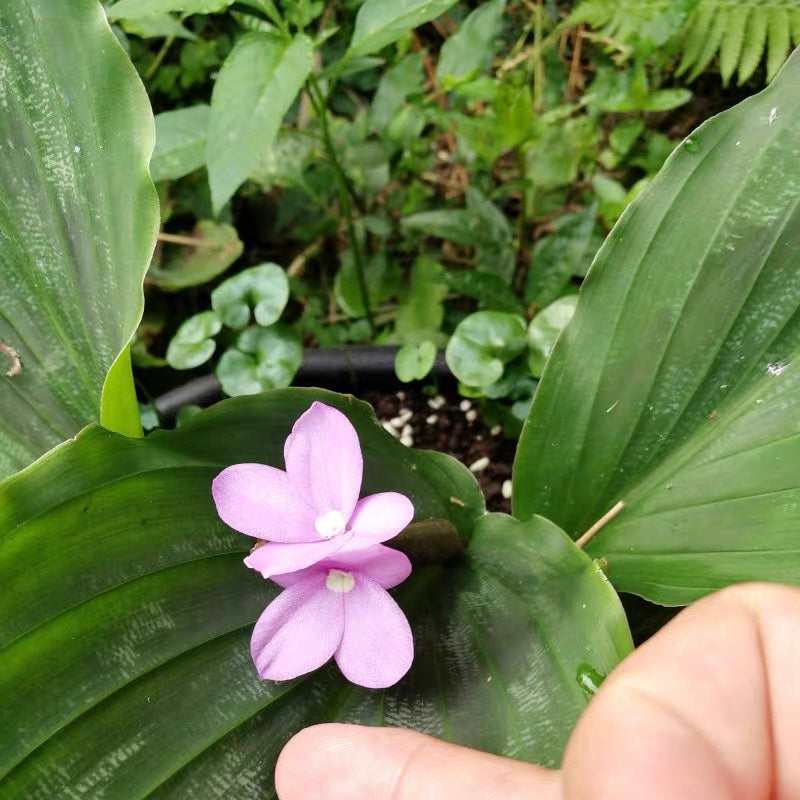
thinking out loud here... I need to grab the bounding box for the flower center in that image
[325,569,355,593]
[315,509,346,539]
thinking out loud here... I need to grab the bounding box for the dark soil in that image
[364,389,516,514]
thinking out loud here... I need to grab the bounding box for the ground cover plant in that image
[1,1,800,798]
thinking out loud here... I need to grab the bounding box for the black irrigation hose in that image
[153,345,454,424]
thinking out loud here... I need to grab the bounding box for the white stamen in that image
[315,509,346,539]
[325,569,355,593]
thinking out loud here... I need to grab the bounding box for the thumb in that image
[275,723,560,800]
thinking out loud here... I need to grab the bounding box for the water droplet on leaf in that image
[577,664,605,698]
[767,360,788,376]
[683,138,698,153]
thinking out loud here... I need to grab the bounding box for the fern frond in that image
[718,6,749,85]
[766,7,791,81]
[677,3,714,76]
[570,0,800,86]
[737,6,768,84]
[685,6,727,80]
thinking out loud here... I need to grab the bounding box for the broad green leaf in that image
[435,0,505,87]
[371,52,424,133]
[121,14,198,39]
[216,324,302,395]
[394,257,448,343]
[334,251,401,318]
[527,296,578,378]
[151,104,210,182]
[149,221,243,290]
[456,81,536,163]
[395,340,437,382]
[446,311,527,387]
[0,0,159,479]
[525,207,598,308]
[347,0,460,59]
[101,346,143,438]
[106,0,234,18]
[609,119,645,156]
[211,263,290,329]
[445,269,521,313]
[468,187,515,281]
[514,51,800,605]
[525,116,597,190]
[402,189,513,279]
[0,391,631,796]
[206,33,313,213]
[166,311,223,369]
[402,208,479,244]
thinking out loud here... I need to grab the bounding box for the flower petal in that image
[244,535,351,579]
[272,544,412,590]
[250,574,344,680]
[335,574,413,689]
[346,492,414,546]
[212,463,316,542]
[284,402,363,519]
[329,545,412,589]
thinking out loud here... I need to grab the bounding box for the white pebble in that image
[400,433,414,447]
[426,414,438,425]
[381,421,400,438]
[490,425,501,436]
[396,391,406,401]
[459,399,472,412]
[465,409,478,422]
[401,424,413,438]
[501,479,512,499]
[396,408,413,425]
[469,456,490,473]
[388,416,404,428]
[427,395,446,410]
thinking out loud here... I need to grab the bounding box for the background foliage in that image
[110,0,797,433]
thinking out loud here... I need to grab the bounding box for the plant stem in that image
[157,231,220,248]
[307,75,374,333]
[532,1,544,113]
[575,500,625,549]
[145,35,175,81]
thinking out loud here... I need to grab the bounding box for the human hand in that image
[275,582,800,800]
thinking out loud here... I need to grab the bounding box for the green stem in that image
[307,76,374,333]
[144,35,175,81]
[532,1,544,113]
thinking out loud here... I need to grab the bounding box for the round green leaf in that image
[446,311,527,387]
[514,51,800,604]
[0,391,631,797]
[211,263,290,329]
[166,311,223,370]
[395,341,437,382]
[216,324,302,396]
[527,295,579,377]
[149,221,243,291]
[0,0,159,478]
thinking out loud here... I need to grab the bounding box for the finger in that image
[563,582,800,800]
[275,723,560,800]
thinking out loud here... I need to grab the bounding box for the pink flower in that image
[251,544,414,688]
[212,401,414,578]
